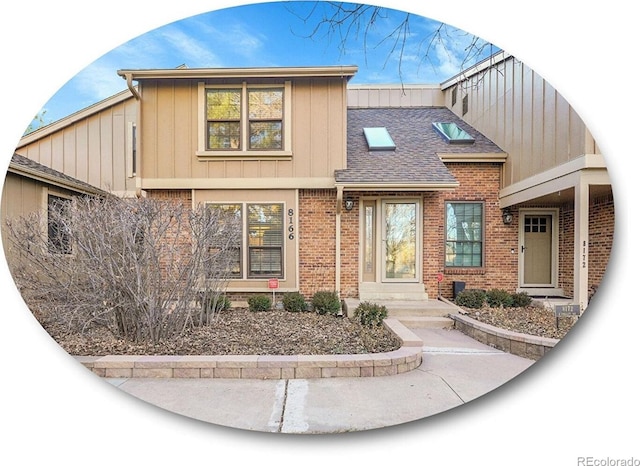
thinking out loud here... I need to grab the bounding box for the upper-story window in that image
[199,82,291,157]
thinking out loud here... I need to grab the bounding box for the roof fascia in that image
[440,50,512,90]
[438,152,508,163]
[336,182,459,191]
[7,161,106,196]
[117,65,359,81]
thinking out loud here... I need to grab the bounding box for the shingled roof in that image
[8,153,107,196]
[336,107,504,188]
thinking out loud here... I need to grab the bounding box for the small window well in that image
[432,122,475,144]
[363,127,396,151]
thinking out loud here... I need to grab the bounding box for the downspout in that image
[123,73,141,101]
[336,186,343,298]
[121,72,141,197]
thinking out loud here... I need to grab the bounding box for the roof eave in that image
[336,181,459,191]
[438,152,508,163]
[8,160,107,197]
[117,65,359,81]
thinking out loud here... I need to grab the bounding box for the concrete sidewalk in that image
[105,327,534,434]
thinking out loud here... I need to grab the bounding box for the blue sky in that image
[35,1,494,126]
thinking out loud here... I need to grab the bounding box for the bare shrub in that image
[4,195,241,343]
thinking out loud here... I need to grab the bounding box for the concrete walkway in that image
[106,327,535,434]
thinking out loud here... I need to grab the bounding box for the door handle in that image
[521,245,526,253]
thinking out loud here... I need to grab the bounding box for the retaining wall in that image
[451,313,558,360]
[75,319,423,379]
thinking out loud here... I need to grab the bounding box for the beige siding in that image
[347,85,444,108]
[139,77,349,184]
[17,98,138,195]
[444,55,596,187]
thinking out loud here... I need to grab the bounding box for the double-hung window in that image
[208,203,284,279]
[445,202,484,267]
[200,82,291,156]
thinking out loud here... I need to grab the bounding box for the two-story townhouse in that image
[114,64,512,307]
[5,54,613,312]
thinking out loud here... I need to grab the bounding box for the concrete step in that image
[343,298,459,319]
[396,316,454,329]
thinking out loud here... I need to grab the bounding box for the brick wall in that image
[298,189,337,298]
[588,193,615,297]
[430,163,518,299]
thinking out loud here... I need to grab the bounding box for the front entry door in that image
[521,213,555,287]
[382,201,418,282]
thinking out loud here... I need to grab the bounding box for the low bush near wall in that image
[354,302,388,327]
[455,289,487,309]
[486,289,514,308]
[247,295,272,312]
[282,292,309,312]
[311,291,341,316]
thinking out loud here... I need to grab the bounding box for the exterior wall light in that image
[502,207,514,225]
[344,198,354,211]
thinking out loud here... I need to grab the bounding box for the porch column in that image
[574,176,589,310]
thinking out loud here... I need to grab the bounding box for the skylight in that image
[363,127,396,151]
[432,122,475,144]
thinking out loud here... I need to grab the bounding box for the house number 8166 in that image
[288,208,295,240]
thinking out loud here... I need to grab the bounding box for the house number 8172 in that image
[288,208,295,240]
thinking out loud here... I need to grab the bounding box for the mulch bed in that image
[459,304,580,340]
[40,308,402,356]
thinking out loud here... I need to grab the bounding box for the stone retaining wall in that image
[75,319,423,379]
[450,313,559,360]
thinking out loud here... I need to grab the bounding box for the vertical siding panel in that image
[156,82,175,179]
[520,66,533,180]
[293,79,312,178]
[555,93,570,163]
[531,72,545,174]
[76,121,88,183]
[310,79,329,177]
[141,82,158,179]
[224,161,243,178]
[39,138,52,168]
[112,107,126,192]
[542,82,557,171]
[174,81,192,179]
[328,79,345,174]
[260,160,277,178]
[87,116,101,188]
[100,109,114,191]
[50,133,64,172]
[63,129,76,180]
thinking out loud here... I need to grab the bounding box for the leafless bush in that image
[4,195,241,343]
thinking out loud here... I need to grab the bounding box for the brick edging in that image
[74,318,423,379]
[450,313,559,360]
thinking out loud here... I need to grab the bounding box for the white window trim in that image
[197,81,292,158]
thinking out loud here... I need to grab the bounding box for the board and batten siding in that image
[443,54,599,188]
[16,96,138,196]
[138,77,348,184]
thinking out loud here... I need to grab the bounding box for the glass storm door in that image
[382,201,418,282]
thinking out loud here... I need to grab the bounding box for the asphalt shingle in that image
[336,107,504,186]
